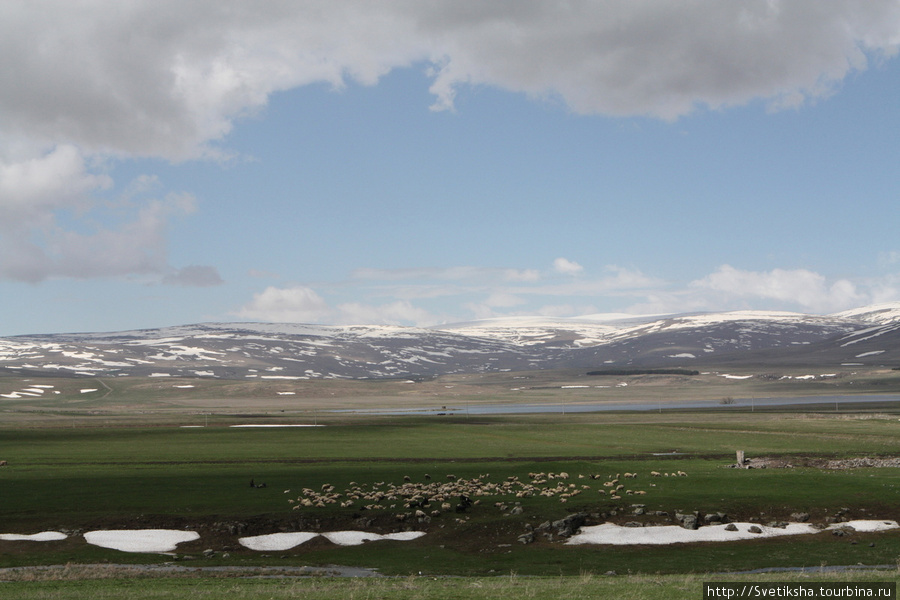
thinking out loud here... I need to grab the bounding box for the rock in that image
[509,506,524,516]
[748,526,762,534]
[633,507,645,516]
[623,521,642,528]
[724,524,738,531]
[674,511,701,529]
[537,521,551,532]
[790,512,810,523]
[553,513,588,537]
[705,512,728,525]
[517,532,535,544]
[202,549,215,558]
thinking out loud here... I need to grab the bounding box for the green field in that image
[2,569,900,600]
[3,369,900,596]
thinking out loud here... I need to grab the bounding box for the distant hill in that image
[2,303,899,380]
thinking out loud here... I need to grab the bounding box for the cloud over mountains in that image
[0,1,898,322]
[4,1,896,159]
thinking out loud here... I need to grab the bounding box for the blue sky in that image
[1,1,899,335]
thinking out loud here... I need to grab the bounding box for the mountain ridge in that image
[2,303,899,380]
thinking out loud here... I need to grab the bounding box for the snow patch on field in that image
[2,383,58,399]
[83,529,200,553]
[239,530,426,550]
[229,424,323,428]
[238,532,319,551]
[566,520,899,546]
[322,531,426,546]
[0,531,67,542]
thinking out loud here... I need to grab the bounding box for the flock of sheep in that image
[287,469,687,521]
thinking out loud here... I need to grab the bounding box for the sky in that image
[1,1,900,336]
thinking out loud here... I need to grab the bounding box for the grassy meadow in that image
[3,368,900,595]
[2,569,900,600]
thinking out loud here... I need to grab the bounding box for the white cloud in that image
[234,285,438,326]
[162,265,224,287]
[529,266,661,297]
[553,257,583,275]
[2,1,897,161]
[421,1,900,118]
[235,285,333,323]
[0,145,111,229]
[484,292,526,308]
[336,300,436,326]
[534,304,598,318]
[235,262,666,325]
[352,265,540,283]
[690,265,866,313]
[879,251,900,266]
[503,268,540,282]
[2,2,899,287]
[0,187,198,283]
[235,262,900,326]
[0,143,209,284]
[463,292,527,320]
[345,263,657,305]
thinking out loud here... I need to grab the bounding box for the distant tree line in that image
[586,368,700,376]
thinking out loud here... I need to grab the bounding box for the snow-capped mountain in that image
[1,303,899,380]
[831,303,900,325]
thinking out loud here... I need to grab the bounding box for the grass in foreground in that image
[1,569,900,600]
[5,411,900,576]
